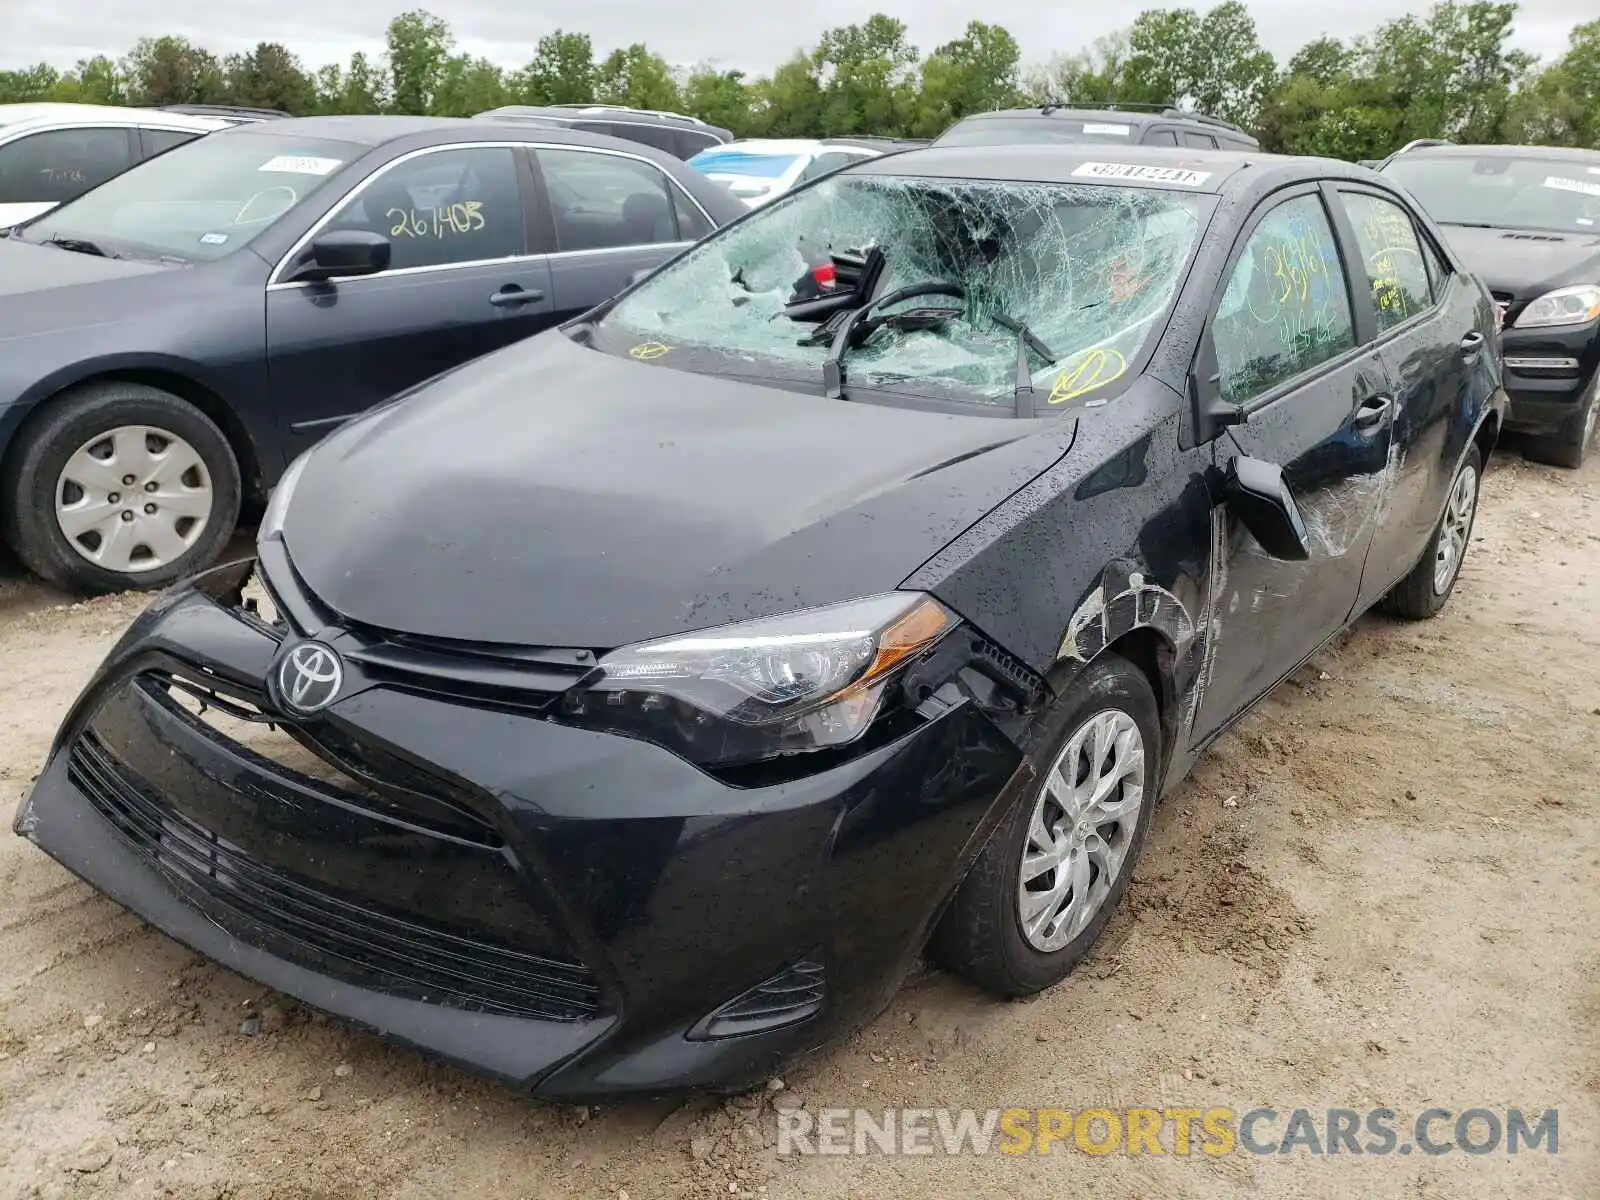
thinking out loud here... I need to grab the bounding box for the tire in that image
[1523,375,1598,470]
[930,654,1160,997]
[1381,445,1482,621]
[1,382,241,595]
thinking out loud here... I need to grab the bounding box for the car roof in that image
[849,145,1359,194]
[475,104,732,138]
[1389,142,1600,164]
[699,138,826,155]
[0,102,226,132]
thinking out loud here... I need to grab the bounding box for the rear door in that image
[529,145,711,323]
[1191,186,1395,742]
[1331,186,1488,609]
[265,142,555,451]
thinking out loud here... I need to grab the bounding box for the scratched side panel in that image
[902,379,1219,790]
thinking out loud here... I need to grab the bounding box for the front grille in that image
[68,734,602,1021]
[145,670,501,847]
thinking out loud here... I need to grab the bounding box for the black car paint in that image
[16,148,1507,1098]
[0,117,747,495]
[1430,224,1600,434]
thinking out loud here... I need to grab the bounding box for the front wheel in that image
[2,382,241,594]
[1381,445,1482,620]
[931,654,1160,996]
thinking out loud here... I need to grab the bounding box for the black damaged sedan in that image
[16,147,1506,1099]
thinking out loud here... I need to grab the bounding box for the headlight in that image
[257,451,311,542]
[563,592,961,768]
[1513,284,1600,329]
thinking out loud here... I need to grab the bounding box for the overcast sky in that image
[5,0,1583,76]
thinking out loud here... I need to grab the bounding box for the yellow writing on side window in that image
[1048,347,1127,405]
[386,201,486,240]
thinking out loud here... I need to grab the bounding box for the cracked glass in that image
[600,173,1212,409]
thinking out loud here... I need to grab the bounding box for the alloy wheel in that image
[1016,708,1146,953]
[54,424,214,575]
[1431,461,1478,596]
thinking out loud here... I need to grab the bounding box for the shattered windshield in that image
[599,173,1210,408]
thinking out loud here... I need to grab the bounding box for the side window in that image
[140,128,202,159]
[1181,131,1218,149]
[0,127,135,204]
[1211,193,1356,406]
[325,146,524,271]
[669,181,713,240]
[1338,192,1434,332]
[535,148,679,251]
[1144,129,1179,146]
[1419,234,1450,299]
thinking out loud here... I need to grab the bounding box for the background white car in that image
[0,103,228,230]
[687,137,925,207]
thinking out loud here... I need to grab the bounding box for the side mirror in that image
[291,230,391,283]
[1226,455,1311,561]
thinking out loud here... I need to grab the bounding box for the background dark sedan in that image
[0,115,745,594]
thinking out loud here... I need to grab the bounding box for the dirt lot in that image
[0,445,1596,1199]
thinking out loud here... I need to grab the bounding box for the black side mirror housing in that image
[1226,455,1311,561]
[291,230,391,283]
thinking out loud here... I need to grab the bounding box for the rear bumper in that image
[13,560,1024,1099]
[1499,319,1599,434]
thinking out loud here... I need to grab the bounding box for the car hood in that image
[282,332,1073,648]
[1437,224,1600,303]
[0,235,170,298]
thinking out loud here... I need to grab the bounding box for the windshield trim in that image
[267,138,714,287]
[587,172,1216,417]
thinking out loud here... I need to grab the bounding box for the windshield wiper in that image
[991,312,1058,417]
[1437,221,1499,229]
[45,234,117,258]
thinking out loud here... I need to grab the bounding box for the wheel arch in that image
[3,365,266,507]
[1472,408,1501,466]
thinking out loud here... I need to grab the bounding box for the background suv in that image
[933,102,1259,151]
[686,136,927,206]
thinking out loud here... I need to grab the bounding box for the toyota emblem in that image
[276,642,344,714]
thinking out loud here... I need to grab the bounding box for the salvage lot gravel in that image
[0,446,1596,1199]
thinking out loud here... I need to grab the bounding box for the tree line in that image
[2,2,1597,159]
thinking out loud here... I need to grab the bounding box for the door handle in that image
[489,286,545,308]
[1353,395,1392,430]
[1459,331,1485,359]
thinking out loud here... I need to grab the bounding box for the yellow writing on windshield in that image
[386,201,486,240]
[629,342,670,360]
[1048,347,1127,405]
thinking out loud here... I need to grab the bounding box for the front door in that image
[529,146,712,324]
[265,144,555,451]
[1192,188,1395,743]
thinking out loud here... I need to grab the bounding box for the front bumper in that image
[1498,317,1599,434]
[13,560,1025,1099]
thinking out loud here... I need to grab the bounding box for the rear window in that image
[934,117,1137,148]
[688,150,802,178]
[599,173,1210,409]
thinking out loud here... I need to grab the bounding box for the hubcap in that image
[1017,709,1146,953]
[1432,462,1478,595]
[54,425,213,575]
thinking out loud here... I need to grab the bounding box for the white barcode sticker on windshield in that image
[1082,123,1131,136]
[1544,175,1600,197]
[1073,161,1212,187]
[259,155,343,176]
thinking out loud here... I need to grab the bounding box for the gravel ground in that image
[0,445,1596,1199]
